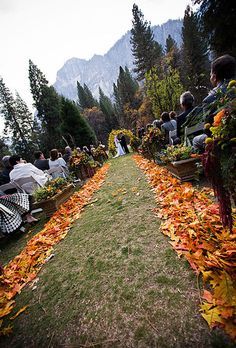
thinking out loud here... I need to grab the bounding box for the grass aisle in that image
[1,155,229,347]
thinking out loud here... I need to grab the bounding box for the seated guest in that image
[0,191,38,235]
[0,156,12,185]
[192,127,212,154]
[177,91,195,138]
[161,112,177,144]
[203,54,236,105]
[62,146,72,164]
[152,119,163,130]
[49,149,68,178]
[9,155,48,190]
[33,151,49,171]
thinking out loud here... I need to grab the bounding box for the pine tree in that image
[195,0,236,57]
[39,85,63,151]
[113,66,139,127]
[28,59,48,108]
[77,82,98,109]
[0,137,9,158]
[181,5,210,102]
[130,4,163,81]
[99,87,118,130]
[0,77,31,159]
[28,60,63,152]
[165,35,177,54]
[61,97,96,147]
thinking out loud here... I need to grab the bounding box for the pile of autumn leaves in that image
[133,155,236,340]
[0,164,110,336]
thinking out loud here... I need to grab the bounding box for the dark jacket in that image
[33,159,49,171]
[177,107,194,138]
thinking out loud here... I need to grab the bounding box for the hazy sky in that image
[0,0,193,132]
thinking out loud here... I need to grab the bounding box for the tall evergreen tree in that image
[195,0,236,57]
[130,4,163,81]
[28,59,48,108]
[28,60,63,151]
[165,34,177,54]
[0,78,34,160]
[181,6,210,102]
[77,82,98,109]
[99,87,118,130]
[61,97,96,147]
[113,66,140,127]
[39,85,63,150]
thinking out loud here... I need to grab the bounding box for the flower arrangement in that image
[140,127,165,160]
[33,177,69,202]
[202,80,236,231]
[108,129,140,155]
[70,151,90,167]
[159,145,193,164]
[92,145,108,163]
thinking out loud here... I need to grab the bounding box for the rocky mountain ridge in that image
[54,19,183,101]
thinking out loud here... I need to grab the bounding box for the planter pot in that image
[166,158,200,181]
[32,184,74,217]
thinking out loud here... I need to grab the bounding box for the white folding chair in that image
[184,122,205,146]
[12,176,44,194]
[45,166,67,179]
[169,129,177,145]
[0,182,18,193]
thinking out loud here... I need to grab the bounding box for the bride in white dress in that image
[114,135,125,157]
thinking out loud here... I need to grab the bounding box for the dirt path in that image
[1,155,230,347]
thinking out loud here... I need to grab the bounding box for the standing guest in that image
[33,151,49,171]
[62,146,72,164]
[177,91,195,138]
[203,54,236,105]
[49,149,68,178]
[9,155,48,187]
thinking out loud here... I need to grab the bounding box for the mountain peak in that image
[54,19,183,100]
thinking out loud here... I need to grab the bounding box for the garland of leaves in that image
[108,129,140,155]
[202,81,236,231]
[0,164,110,336]
[133,154,236,341]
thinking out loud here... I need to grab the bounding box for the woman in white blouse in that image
[48,149,68,178]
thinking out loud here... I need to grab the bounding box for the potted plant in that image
[202,80,236,231]
[159,145,201,181]
[32,177,74,217]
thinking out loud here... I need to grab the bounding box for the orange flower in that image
[213,109,225,126]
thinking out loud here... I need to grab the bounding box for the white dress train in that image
[114,136,125,157]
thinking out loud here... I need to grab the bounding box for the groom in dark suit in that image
[120,132,129,154]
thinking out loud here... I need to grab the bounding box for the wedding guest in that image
[0,156,12,185]
[62,146,72,164]
[169,111,177,121]
[161,112,177,144]
[203,54,236,105]
[177,91,194,137]
[0,192,38,235]
[33,151,49,171]
[9,155,48,187]
[153,119,163,130]
[49,149,68,178]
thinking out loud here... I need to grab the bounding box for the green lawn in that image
[0,155,233,347]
